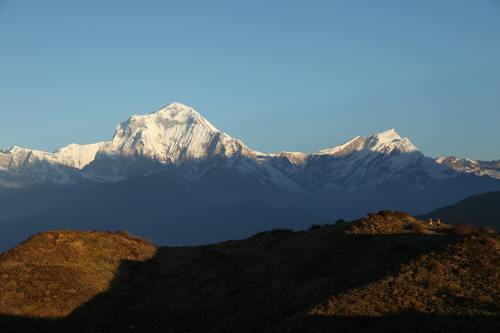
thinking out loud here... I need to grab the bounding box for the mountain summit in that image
[100,102,251,163]
[317,129,417,157]
[364,129,418,154]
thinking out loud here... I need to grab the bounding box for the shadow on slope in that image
[303,311,500,333]
[1,213,498,332]
[420,191,500,230]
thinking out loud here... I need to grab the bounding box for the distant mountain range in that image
[1,102,499,249]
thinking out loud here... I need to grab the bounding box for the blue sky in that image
[1,0,499,160]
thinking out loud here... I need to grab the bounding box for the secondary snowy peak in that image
[0,146,55,170]
[436,156,500,180]
[365,129,418,154]
[317,129,418,157]
[436,156,477,169]
[318,136,365,156]
[0,146,81,187]
[54,142,108,169]
[275,151,309,165]
[101,102,251,163]
[0,142,108,171]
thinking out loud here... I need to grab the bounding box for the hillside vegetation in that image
[0,212,498,332]
[0,231,157,318]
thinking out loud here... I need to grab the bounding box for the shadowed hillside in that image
[420,191,500,230]
[0,212,499,332]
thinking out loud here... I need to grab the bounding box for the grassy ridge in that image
[0,212,498,332]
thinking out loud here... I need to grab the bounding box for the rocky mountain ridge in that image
[0,102,466,191]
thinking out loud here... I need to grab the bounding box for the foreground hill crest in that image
[0,212,498,332]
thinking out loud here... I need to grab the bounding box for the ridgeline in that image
[0,212,498,332]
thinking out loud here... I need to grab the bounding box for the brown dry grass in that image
[348,210,447,235]
[0,212,498,332]
[0,230,156,318]
[311,234,500,317]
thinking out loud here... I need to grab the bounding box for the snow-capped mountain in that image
[0,103,259,186]
[1,101,500,250]
[0,102,484,190]
[100,102,254,163]
[436,156,500,180]
[53,142,107,169]
[0,146,78,187]
[268,129,455,192]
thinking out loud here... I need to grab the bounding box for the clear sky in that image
[1,0,499,160]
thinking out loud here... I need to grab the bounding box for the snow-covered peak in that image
[318,136,365,156]
[6,146,39,154]
[436,156,477,165]
[316,129,417,158]
[435,156,448,164]
[365,129,418,154]
[0,146,57,177]
[3,146,54,164]
[53,142,108,169]
[103,102,249,163]
[5,146,21,153]
[371,128,401,142]
[435,156,500,179]
[0,142,107,171]
[277,151,309,165]
[146,102,219,132]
